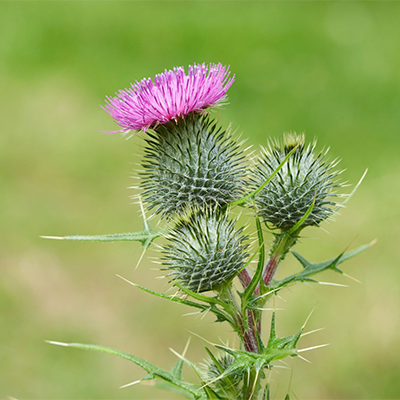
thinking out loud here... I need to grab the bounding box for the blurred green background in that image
[1,1,399,399]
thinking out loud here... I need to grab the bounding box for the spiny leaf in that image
[41,229,163,247]
[169,347,221,399]
[213,315,302,375]
[118,277,233,326]
[274,240,375,289]
[149,380,200,399]
[265,313,301,359]
[47,341,203,399]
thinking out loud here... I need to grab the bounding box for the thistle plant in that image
[46,62,373,399]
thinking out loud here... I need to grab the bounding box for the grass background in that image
[1,1,399,399]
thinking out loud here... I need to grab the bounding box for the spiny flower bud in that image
[163,210,249,293]
[251,133,343,231]
[141,114,246,219]
[207,354,243,389]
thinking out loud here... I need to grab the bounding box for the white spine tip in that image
[116,274,136,286]
[40,236,65,240]
[46,340,70,347]
[120,380,141,389]
[298,343,330,353]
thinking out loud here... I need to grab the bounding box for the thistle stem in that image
[262,232,299,287]
[238,268,252,289]
[242,310,259,353]
[262,254,280,287]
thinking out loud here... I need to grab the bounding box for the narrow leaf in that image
[243,209,265,303]
[41,230,163,245]
[117,276,209,311]
[227,145,299,208]
[333,169,368,213]
[286,192,316,235]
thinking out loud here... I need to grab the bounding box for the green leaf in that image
[119,277,233,326]
[266,312,302,355]
[123,279,210,311]
[333,169,368,213]
[171,358,184,381]
[41,229,163,247]
[150,380,199,399]
[226,145,299,209]
[274,240,375,289]
[286,193,316,235]
[242,209,265,303]
[47,341,204,399]
[213,314,301,378]
[169,346,221,399]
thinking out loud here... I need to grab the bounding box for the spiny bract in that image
[251,133,343,231]
[163,210,249,293]
[141,113,246,219]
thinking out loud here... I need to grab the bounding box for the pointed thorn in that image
[116,274,137,287]
[45,340,70,347]
[298,343,330,353]
[120,380,141,389]
[272,365,291,370]
[182,311,202,317]
[301,327,325,337]
[302,303,319,330]
[297,355,312,364]
[186,330,218,347]
[182,337,191,358]
[135,247,147,270]
[40,235,65,240]
[318,281,349,288]
[342,272,362,284]
[169,347,185,361]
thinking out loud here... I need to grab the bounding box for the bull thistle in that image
[45,63,372,399]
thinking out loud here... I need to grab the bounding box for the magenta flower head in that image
[102,63,235,133]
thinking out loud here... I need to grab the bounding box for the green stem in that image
[219,284,246,342]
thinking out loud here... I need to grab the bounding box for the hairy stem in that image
[238,268,252,288]
[262,232,299,287]
[242,310,259,353]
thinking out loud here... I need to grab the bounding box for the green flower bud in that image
[207,354,243,389]
[163,210,249,293]
[141,113,246,219]
[252,133,343,231]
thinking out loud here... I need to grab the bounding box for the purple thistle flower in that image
[102,63,235,133]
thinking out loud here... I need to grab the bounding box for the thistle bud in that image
[207,354,242,390]
[163,210,248,293]
[141,114,246,219]
[252,133,343,231]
